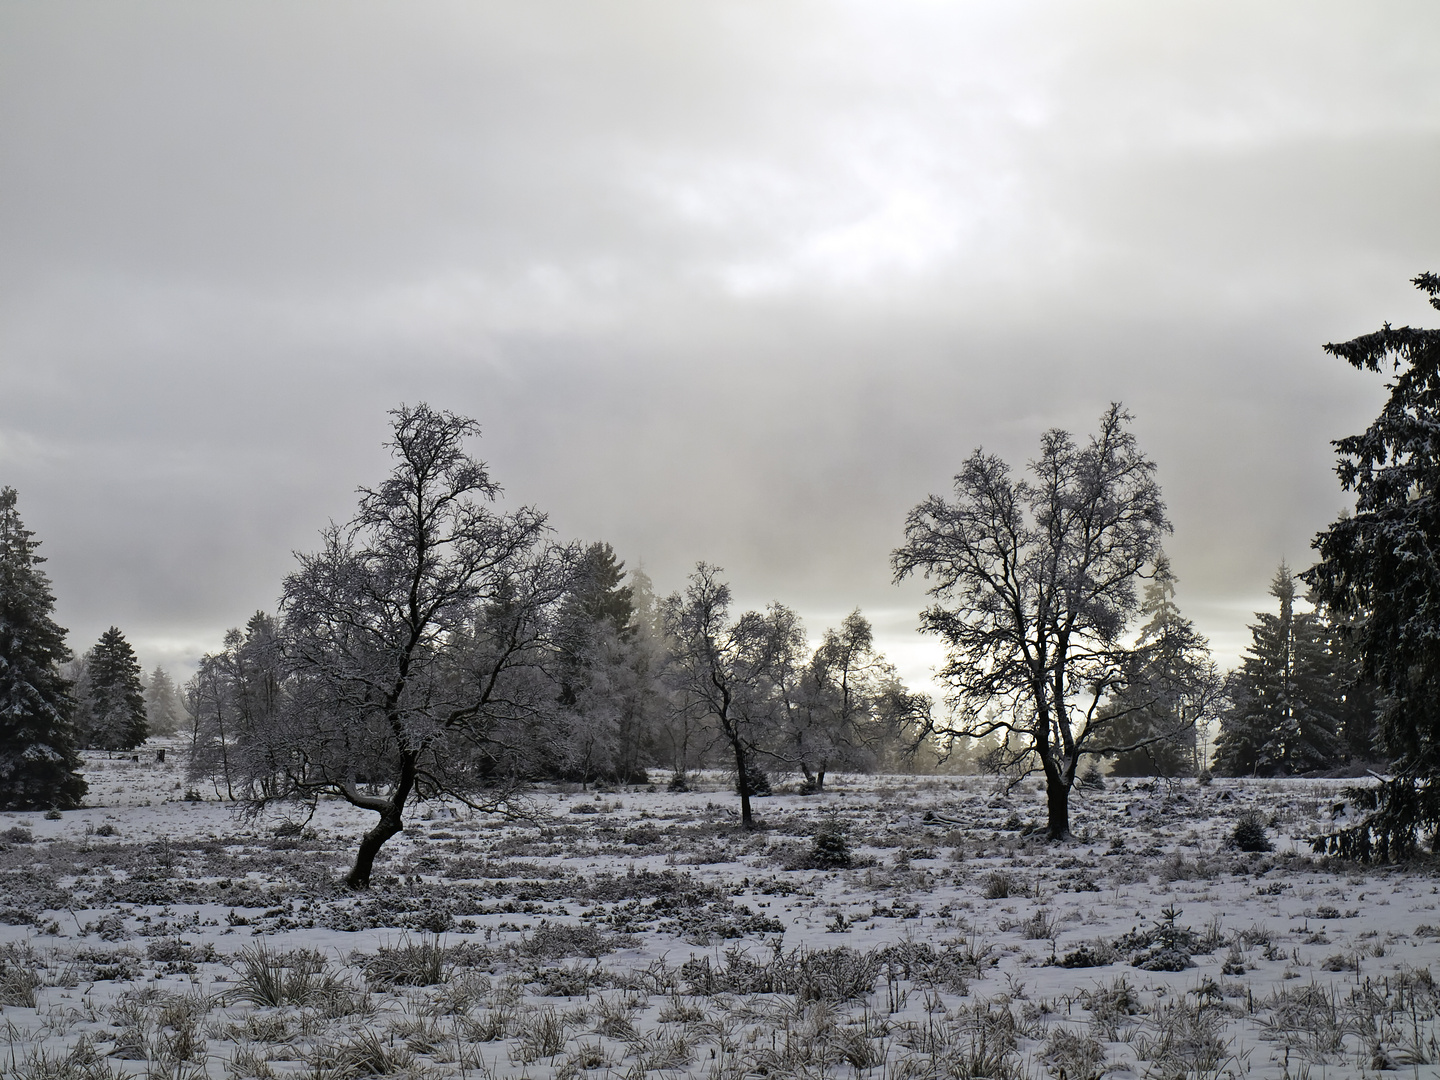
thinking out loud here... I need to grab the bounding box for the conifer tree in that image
[1105,558,1221,776]
[1305,272,1440,858]
[550,542,657,786]
[1214,564,1343,775]
[142,666,184,737]
[1306,272,1440,770]
[1326,621,1382,763]
[0,487,86,810]
[81,627,148,751]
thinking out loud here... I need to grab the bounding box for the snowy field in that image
[2,748,1438,1080]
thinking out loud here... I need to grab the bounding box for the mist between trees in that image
[2,273,1437,872]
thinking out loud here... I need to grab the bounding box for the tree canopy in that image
[1306,273,1440,773]
[1104,558,1221,777]
[0,487,86,810]
[143,666,185,738]
[78,626,148,752]
[661,564,798,828]
[243,403,569,887]
[1213,564,1343,777]
[892,404,1170,839]
[1306,272,1440,859]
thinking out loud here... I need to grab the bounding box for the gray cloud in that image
[2,0,1437,689]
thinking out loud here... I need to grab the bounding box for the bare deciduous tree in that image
[258,404,569,887]
[892,404,1169,839]
[661,564,799,828]
[185,612,284,801]
[774,611,896,792]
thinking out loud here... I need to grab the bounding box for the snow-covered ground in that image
[1,747,1437,1079]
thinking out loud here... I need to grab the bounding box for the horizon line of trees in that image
[0,431,1395,817]
[175,547,1391,789]
[3,270,1433,866]
[0,440,1398,813]
[181,549,934,797]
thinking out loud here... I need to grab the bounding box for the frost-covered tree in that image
[892,405,1169,840]
[1104,558,1223,777]
[1306,273,1440,765]
[549,543,664,786]
[1213,564,1342,776]
[186,613,285,799]
[142,666,184,737]
[78,627,147,752]
[662,564,801,827]
[774,611,897,792]
[1305,273,1440,857]
[260,404,568,888]
[1321,612,1382,763]
[0,487,86,810]
[642,569,704,784]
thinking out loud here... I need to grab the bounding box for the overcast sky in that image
[2,1,1437,693]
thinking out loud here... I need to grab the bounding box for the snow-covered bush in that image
[1231,810,1273,852]
[809,813,852,869]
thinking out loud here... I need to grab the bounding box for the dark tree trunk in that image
[800,764,827,792]
[731,739,753,828]
[345,749,417,889]
[347,810,404,889]
[1044,766,1071,841]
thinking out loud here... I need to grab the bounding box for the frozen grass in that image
[2,746,1440,1078]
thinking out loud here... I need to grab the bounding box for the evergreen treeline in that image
[1101,558,1223,778]
[63,628,185,751]
[1212,563,1379,777]
[71,626,148,751]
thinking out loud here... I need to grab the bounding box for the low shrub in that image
[1059,941,1117,968]
[12,1042,122,1080]
[1131,997,1232,1077]
[309,1031,412,1080]
[1113,906,1203,971]
[884,939,983,992]
[1042,1027,1107,1080]
[530,962,607,997]
[516,922,617,960]
[776,811,856,872]
[461,1007,513,1042]
[513,1007,570,1063]
[737,766,772,797]
[66,946,143,983]
[1082,976,1143,1041]
[231,944,349,1006]
[984,871,1017,899]
[360,934,447,986]
[1232,811,1273,852]
[681,945,881,1003]
[145,939,218,965]
[0,955,42,1007]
